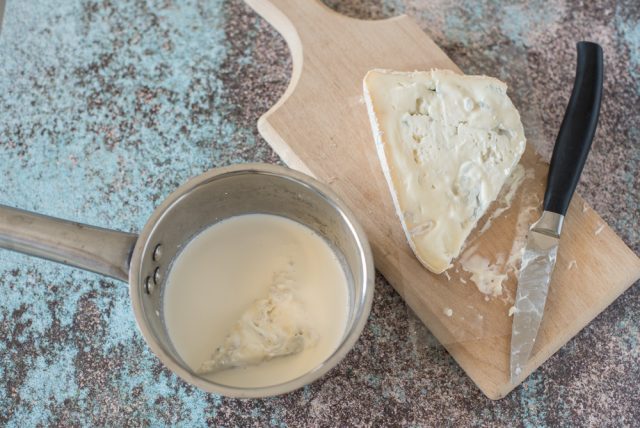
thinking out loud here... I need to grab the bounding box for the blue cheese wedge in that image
[197,273,317,374]
[363,69,526,273]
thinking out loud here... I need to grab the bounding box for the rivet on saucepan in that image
[145,276,154,294]
[154,267,162,285]
[153,244,163,262]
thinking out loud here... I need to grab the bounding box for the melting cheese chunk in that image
[363,69,526,273]
[197,272,317,374]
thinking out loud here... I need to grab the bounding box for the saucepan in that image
[0,163,375,397]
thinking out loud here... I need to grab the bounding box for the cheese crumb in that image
[567,260,577,270]
[595,223,605,235]
[508,306,517,317]
[443,308,453,317]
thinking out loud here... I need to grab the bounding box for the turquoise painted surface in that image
[0,0,638,425]
[0,0,232,425]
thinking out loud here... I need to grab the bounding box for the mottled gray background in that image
[0,0,638,426]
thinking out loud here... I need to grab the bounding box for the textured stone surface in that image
[0,0,638,425]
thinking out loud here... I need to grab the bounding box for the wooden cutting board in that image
[244,0,640,399]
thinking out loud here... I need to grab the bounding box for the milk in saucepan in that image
[163,214,350,388]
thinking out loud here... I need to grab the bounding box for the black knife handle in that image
[543,41,603,215]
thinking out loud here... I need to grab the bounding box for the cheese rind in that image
[363,69,526,273]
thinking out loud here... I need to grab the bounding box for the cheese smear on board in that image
[164,214,349,388]
[363,69,526,273]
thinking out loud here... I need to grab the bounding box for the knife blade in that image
[510,41,603,384]
[510,211,561,381]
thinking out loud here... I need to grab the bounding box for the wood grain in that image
[244,0,640,399]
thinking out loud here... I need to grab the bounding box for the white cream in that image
[364,69,526,273]
[506,201,540,272]
[163,214,349,388]
[478,164,527,235]
[460,166,538,297]
[461,252,508,297]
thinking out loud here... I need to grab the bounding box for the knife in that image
[510,41,604,384]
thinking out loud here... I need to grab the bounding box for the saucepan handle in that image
[0,205,137,282]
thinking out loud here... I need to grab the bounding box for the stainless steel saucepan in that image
[0,163,375,397]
